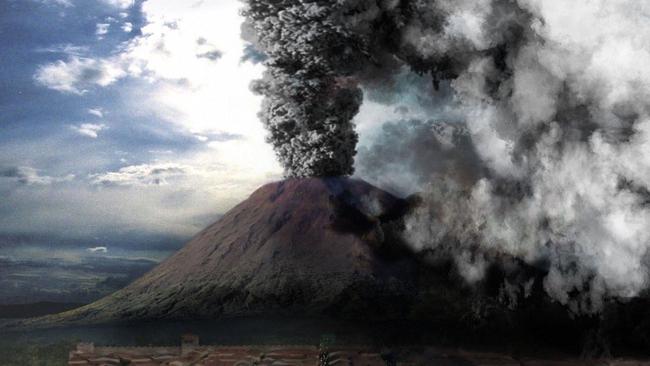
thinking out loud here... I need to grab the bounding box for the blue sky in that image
[0,0,288,303]
[0,0,440,244]
[0,0,283,243]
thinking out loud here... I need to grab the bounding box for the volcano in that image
[16,178,650,355]
[34,178,421,325]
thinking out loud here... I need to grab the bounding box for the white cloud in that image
[37,0,73,7]
[87,246,108,253]
[105,0,282,182]
[34,56,126,94]
[118,0,276,150]
[96,23,110,36]
[121,22,133,33]
[0,152,278,238]
[24,0,283,239]
[0,166,73,186]
[91,163,188,186]
[35,0,267,136]
[37,44,88,56]
[102,0,133,9]
[71,123,107,138]
[87,108,104,118]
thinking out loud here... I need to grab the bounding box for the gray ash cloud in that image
[241,1,371,177]
[243,0,650,312]
[356,119,484,196]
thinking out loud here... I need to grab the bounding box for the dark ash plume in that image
[241,1,372,177]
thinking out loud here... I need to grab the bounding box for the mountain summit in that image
[37,178,419,325]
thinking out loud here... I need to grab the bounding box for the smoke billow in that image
[242,0,650,312]
[241,1,371,177]
[356,118,484,195]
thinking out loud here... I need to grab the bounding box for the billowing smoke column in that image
[241,1,370,177]
[243,0,650,313]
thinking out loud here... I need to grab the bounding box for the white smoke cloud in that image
[277,0,649,312]
[394,0,650,313]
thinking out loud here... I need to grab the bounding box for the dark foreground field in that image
[4,316,650,365]
[0,317,390,365]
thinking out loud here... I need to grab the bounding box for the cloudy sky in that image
[1,0,288,239]
[0,0,296,303]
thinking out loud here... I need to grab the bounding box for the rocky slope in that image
[30,178,420,325]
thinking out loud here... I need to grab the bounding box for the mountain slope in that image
[16,178,650,356]
[32,178,419,325]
